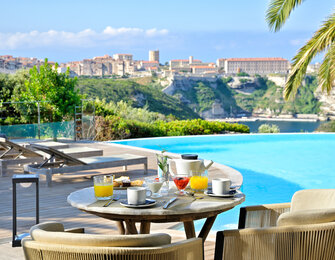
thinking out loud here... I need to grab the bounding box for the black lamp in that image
[12,174,39,247]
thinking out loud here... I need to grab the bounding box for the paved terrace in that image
[0,140,243,260]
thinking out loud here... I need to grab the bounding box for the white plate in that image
[204,190,239,198]
[119,199,157,208]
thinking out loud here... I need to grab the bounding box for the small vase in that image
[160,172,170,196]
[157,166,163,178]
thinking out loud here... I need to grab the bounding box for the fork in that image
[103,196,120,207]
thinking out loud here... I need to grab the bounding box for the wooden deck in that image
[0,141,235,260]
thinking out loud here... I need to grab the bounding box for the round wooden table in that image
[67,186,245,241]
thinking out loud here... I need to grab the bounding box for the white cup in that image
[127,187,152,205]
[212,178,231,195]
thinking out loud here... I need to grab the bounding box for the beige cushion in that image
[277,208,335,226]
[30,222,171,247]
[30,222,65,232]
[291,189,335,212]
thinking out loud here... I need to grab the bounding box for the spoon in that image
[186,191,205,200]
[103,196,120,207]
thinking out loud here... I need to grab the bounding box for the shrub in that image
[316,121,335,132]
[258,124,280,133]
[94,116,131,141]
[237,72,250,77]
[94,117,250,141]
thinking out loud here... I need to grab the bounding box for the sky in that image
[0,0,334,63]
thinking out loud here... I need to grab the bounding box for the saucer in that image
[119,199,157,208]
[204,190,238,198]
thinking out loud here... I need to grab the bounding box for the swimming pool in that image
[112,133,335,231]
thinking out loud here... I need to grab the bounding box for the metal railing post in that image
[37,101,41,139]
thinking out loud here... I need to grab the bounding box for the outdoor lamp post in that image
[12,174,39,247]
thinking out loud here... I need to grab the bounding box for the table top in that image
[67,185,245,222]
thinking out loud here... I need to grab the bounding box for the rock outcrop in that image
[316,88,335,119]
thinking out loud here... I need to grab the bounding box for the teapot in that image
[169,154,214,176]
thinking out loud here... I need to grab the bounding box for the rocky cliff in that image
[316,88,335,119]
[162,75,325,119]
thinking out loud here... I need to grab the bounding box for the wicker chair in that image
[22,222,203,260]
[214,189,335,260]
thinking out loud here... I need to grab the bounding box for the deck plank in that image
[0,141,235,260]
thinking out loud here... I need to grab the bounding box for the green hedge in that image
[95,116,249,141]
[316,121,335,132]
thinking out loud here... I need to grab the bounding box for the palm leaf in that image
[318,42,335,93]
[284,12,335,100]
[266,0,305,32]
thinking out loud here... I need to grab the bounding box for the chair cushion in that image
[30,222,171,247]
[277,208,335,226]
[291,189,335,212]
[30,222,65,232]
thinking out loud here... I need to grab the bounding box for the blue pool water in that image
[112,133,335,231]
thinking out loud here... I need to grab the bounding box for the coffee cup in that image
[127,187,152,205]
[212,178,231,195]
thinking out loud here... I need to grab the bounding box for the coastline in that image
[211,117,320,123]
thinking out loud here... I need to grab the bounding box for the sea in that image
[233,120,322,133]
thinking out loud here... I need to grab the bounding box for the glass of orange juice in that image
[93,175,114,200]
[190,171,208,193]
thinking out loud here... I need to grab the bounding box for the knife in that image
[163,197,178,209]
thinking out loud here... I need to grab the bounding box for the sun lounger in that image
[27,141,69,150]
[0,138,103,176]
[0,137,44,176]
[24,144,148,187]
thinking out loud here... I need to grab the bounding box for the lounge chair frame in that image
[0,138,43,177]
[0,138,103,176]
[25,144,148,187]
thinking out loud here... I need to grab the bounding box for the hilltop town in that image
[0,50,321,78]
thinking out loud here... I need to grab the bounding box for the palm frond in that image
[318,42,335,93]
[266,0,305,32]
[284,12,335,100]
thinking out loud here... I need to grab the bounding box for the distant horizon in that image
[1,0,333,63]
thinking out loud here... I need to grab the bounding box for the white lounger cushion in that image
[277,189,335,226]
[277,208,335,226]
[80,154,144,164]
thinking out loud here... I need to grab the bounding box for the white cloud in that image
[0,26,169,50]
[290,38,308,46]
[146,28,168,37]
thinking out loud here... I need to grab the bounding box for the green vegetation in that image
[94,99,168,123]
[239,78,251,84]
[174,78,240,114]
[77,77,199,120]
[233,76,321,115]
[1,60,81,125]
[1,70,249,140]
[0,71,28,124]
[316,121,335,132]
[95,117,250,141]
[237,72,250,77]
[18,59,81,121]
[258,124,280,133]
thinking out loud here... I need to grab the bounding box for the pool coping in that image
[107,132,335,143]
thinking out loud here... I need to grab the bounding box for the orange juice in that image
[94,183,113,199]
[190,176,208,191]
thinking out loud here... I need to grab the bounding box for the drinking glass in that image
[93,175,114,200]
[172,173,190,196]
[190,170,208,193]
[145,177,163,198]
